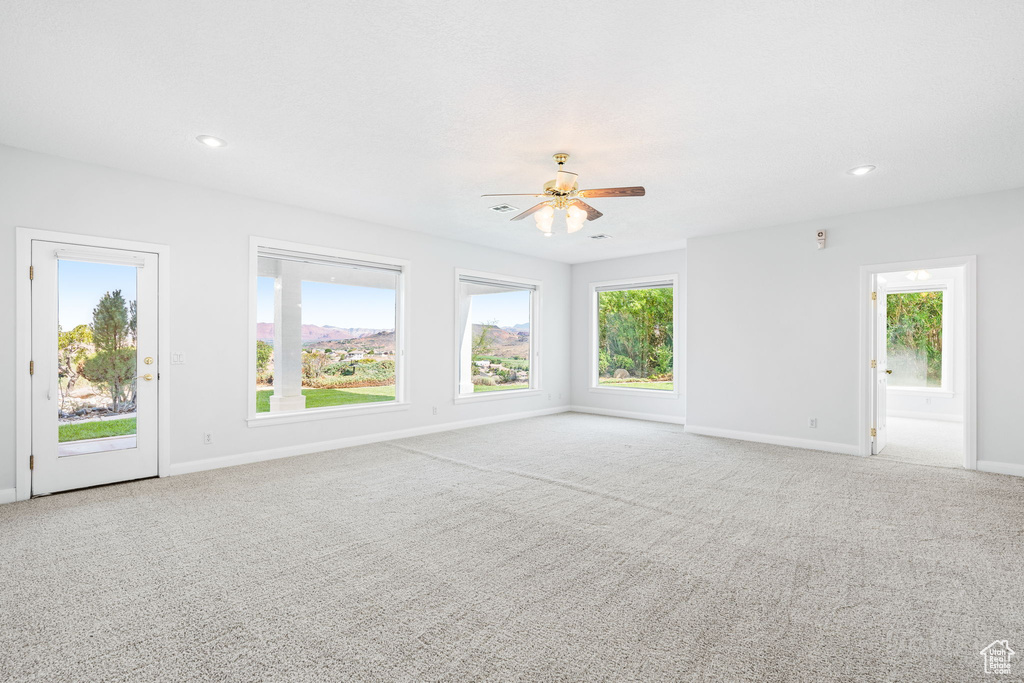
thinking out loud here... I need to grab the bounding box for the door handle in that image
[137,373,154,381]
[885,369,893,375]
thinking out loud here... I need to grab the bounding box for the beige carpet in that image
[1,413,1022,682]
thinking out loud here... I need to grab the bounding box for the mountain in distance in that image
[256,323,386,343]
[473,323,530,358]
[308,329,396,353]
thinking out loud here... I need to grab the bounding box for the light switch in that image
[170,352,185,365]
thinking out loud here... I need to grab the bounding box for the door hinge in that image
[29,455,34,470]
[29,360,34,375]
[870,428,877,437]
[871,291,877,301]
[870,359,877,368]
[29,265,34,280]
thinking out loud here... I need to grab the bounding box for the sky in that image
[257,278,397,329]
[58,260,138,329]
[470,290,530,328]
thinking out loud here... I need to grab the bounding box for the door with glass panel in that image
[31,241,159,495]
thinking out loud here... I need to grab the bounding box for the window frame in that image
[453,268,542,403]
[246,236,410,426]
[884,279,955,397]
[589,274,680,398]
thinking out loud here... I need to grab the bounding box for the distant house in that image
[474,360,490,368]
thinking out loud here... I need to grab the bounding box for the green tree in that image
[82,290,135,411]
[597,288,674,379]
[256,340,273,373]
[57,324,93,411]
[472,319,497,358]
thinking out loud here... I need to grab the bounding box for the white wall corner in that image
[0,488,18,505]
[683,424,862,456]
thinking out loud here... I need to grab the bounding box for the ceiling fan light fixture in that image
[534,204,555,233]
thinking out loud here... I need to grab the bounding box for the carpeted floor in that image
[877,416,964,469]
[1,413,1022,682]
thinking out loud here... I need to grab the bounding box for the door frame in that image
[857,255,977,468]
[14,227,171,501]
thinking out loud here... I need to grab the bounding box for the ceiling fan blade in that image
[481,193,547,197]
[571,200,604,221]
[510,202,552,221]
[579,186,646,198]
[554,170,578,192]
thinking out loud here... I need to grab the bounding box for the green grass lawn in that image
[473,383,530,393]
[59,418,137,443]
[597,380,674,391]
[256,385,396,412]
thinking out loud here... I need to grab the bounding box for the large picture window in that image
[592,277,676,393]
[250,240,406,421]
[457,271,539,398]
[887,287,948,389]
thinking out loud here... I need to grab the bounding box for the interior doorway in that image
[861,257,976,469]
[19,232,167,497]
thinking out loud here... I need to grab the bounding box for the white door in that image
[872,277,889,454]
[31,241,160,494]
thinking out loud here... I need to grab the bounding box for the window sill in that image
[887,387,954,399]
[588,386,680,399]
[247,401,410,427]
[454,388,543,404]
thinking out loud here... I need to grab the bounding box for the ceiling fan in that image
[483,153,645,236]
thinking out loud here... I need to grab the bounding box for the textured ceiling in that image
[2,1,1023,263]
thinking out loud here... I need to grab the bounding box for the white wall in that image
[0,145,572,494]
[686,186,1024,470]
[570,250,686,422]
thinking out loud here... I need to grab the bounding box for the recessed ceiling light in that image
[196,135,227,148]
[847,164,876,176]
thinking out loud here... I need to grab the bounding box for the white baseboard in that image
[888,410,963,422]
[569,406,686,425]
[167,406,571,477]
[684,425,861,456]
[0,488,16,505]
[976,460,1024,478]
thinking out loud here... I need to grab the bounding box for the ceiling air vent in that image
[590,234,612,240]
[489,203,518,214]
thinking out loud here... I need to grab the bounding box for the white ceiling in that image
[2,1,1023,264]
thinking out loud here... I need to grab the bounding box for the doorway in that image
[20,233,166,496]
[861,257,976,469]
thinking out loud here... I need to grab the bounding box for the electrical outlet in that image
[925,398,932,405]
[203,432,213,445]
[432,406,438,416]
[808,418,817,429]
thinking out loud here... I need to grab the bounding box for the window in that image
[591,277,677,393]
[887,287,949,390]
[249,239,406,423]
[456,271,539,399]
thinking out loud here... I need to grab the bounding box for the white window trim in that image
[247,236,409,426]
[589,274,680,398]
[454,268,541,403]
[884,278,954,395]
